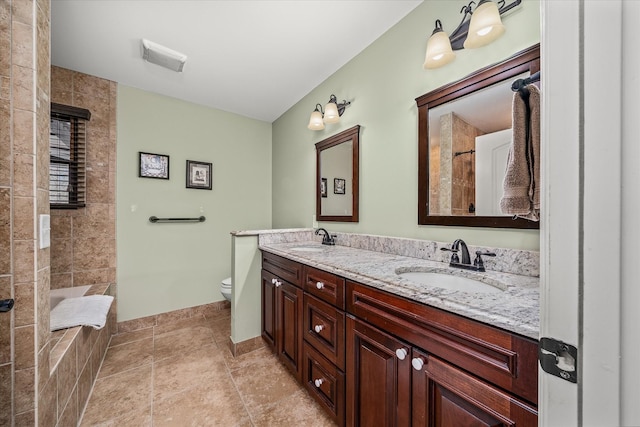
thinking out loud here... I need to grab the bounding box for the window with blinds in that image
[50,103,91,209]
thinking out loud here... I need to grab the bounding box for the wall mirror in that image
[316,125,360,222]
[416,44,540,229]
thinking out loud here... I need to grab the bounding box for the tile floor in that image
[79,308,336,426]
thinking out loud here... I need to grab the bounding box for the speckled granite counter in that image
[259,240,539,340]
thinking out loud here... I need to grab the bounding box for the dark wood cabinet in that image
[346,316,411,427]
[411,349,537,427]
[261,251,538,427]
[260,269,303,381]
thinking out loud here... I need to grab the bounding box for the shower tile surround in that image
[255,229,540,339]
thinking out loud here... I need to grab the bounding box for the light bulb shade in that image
[423,30,455,69]
[307,110,325,130]
[323,102,340,124]
[463,0,505,49]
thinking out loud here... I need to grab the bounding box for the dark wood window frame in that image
[50,103,91,209]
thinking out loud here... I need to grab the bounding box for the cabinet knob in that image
[316,281,325,290]
[271,278,277,284]
[395,348,408,360]
[314,378,324,388]
[412,357,425,371]
[275,280,282,287]
[314,324,324,333]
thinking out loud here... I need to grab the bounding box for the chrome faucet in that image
[441,239,496,272]
[315,228,336,246]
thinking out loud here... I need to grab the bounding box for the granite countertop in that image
[259,241,539,340]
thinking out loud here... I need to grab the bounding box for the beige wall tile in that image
[12,65,34,112]
[77,361,92,414]
[37,268,50,349]
[0,363,11,425]
[12,0,35,26]
[15,367,36,414]
[57,339,77,416]
[14,283,35,327]
[38,367,57,427]
[58,385,78,427]
[13,108,34,155]
[0,278,10,364]
[13,239,35,284]
[37,340,51,391]
[73,238,110,270]
[0,3,10,78]
[73,269,112,286]
[51,272,72,289]
[50,238,72,274]
[0,101,10,186]
[12,21,33,69]
[13,196,34,240]
[73,72,111,100]
[13,153,34,197]
[36,3,49,93]
[51,215,71,239]
[0,189,10,275]
[15,325,35,370]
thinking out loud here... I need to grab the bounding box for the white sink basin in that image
[290,246,325,253]
[397,270,504,294]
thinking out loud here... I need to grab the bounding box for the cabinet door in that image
[261,269,277,351]
[346,316,411,427]
[411,349,537,427]
[277,280,304,382]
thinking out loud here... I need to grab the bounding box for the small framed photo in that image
[334,178,346,195]
[321,178,328,198]
[186,160,212,190]
[139,152,170,179]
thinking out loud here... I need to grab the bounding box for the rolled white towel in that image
[50,295,114,331]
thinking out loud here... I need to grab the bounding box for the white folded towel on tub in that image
[50,295,114,331]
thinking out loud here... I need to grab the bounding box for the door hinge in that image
[539,337,577,383]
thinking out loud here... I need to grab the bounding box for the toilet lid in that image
[222,277,232,286]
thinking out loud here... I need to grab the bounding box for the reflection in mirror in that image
[416,44,540,229]
[316,125,359,222]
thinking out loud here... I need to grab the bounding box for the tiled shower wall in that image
[0,0,53,424]
[50,66,117,291]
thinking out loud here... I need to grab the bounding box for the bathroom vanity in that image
[259,237,539,426]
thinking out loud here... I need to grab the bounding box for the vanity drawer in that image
[304,266,345,309]
[303,342,345,426]
[262,251,303,287]
[346,281,538,405]
[304,294,345,371]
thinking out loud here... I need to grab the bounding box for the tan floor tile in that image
[224,346,275,373]
[97,337,153,379]
[153,344,228,401]
[154,326,217,361]
[108,327,153,348]
[251,389,337,427]
[80,406,152,427]
[153,315,212,336]
[231,357,301,414]
[80,365,152,425]
[153,380,250,427]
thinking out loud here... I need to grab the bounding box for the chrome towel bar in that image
[149,216,206,223]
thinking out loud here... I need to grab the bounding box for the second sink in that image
[396,269,505,294]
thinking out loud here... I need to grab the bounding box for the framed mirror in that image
[416,44,540,229]
[316,125,360,222]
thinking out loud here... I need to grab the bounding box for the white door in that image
[542,1,628,425]
[474,129,511,216]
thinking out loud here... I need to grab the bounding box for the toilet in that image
[220,277,232,302]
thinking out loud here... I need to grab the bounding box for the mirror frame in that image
[416,44,540,229]
[315,125,360,222]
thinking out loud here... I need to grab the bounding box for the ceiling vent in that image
[141,39,187,72]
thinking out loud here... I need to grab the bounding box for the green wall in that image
[117,86,272,321]
[272,0,541,250]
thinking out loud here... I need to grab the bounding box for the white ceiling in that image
[51,0,423,122]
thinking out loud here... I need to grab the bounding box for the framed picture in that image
[321,178,327,198]
[334,178,346,195]
[139,152,170,179]
[186,160,212,190]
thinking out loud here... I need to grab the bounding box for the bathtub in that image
[50,284,92,310]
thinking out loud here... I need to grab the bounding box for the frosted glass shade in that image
[308,110,325,130]
[423,30,455,69]
[463,0,505,49]
[323,102,340,124]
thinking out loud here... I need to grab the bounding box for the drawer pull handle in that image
[314,378,324,388]
[395,348,408,360]
[314,324,324,333]
[316,281,325,290]
[412,357,425,371]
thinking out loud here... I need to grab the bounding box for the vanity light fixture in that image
[423,0,521,70]
[307,94,351,131]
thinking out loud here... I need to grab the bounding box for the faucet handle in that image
[473,251,496,271]
[440,247,460,264]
